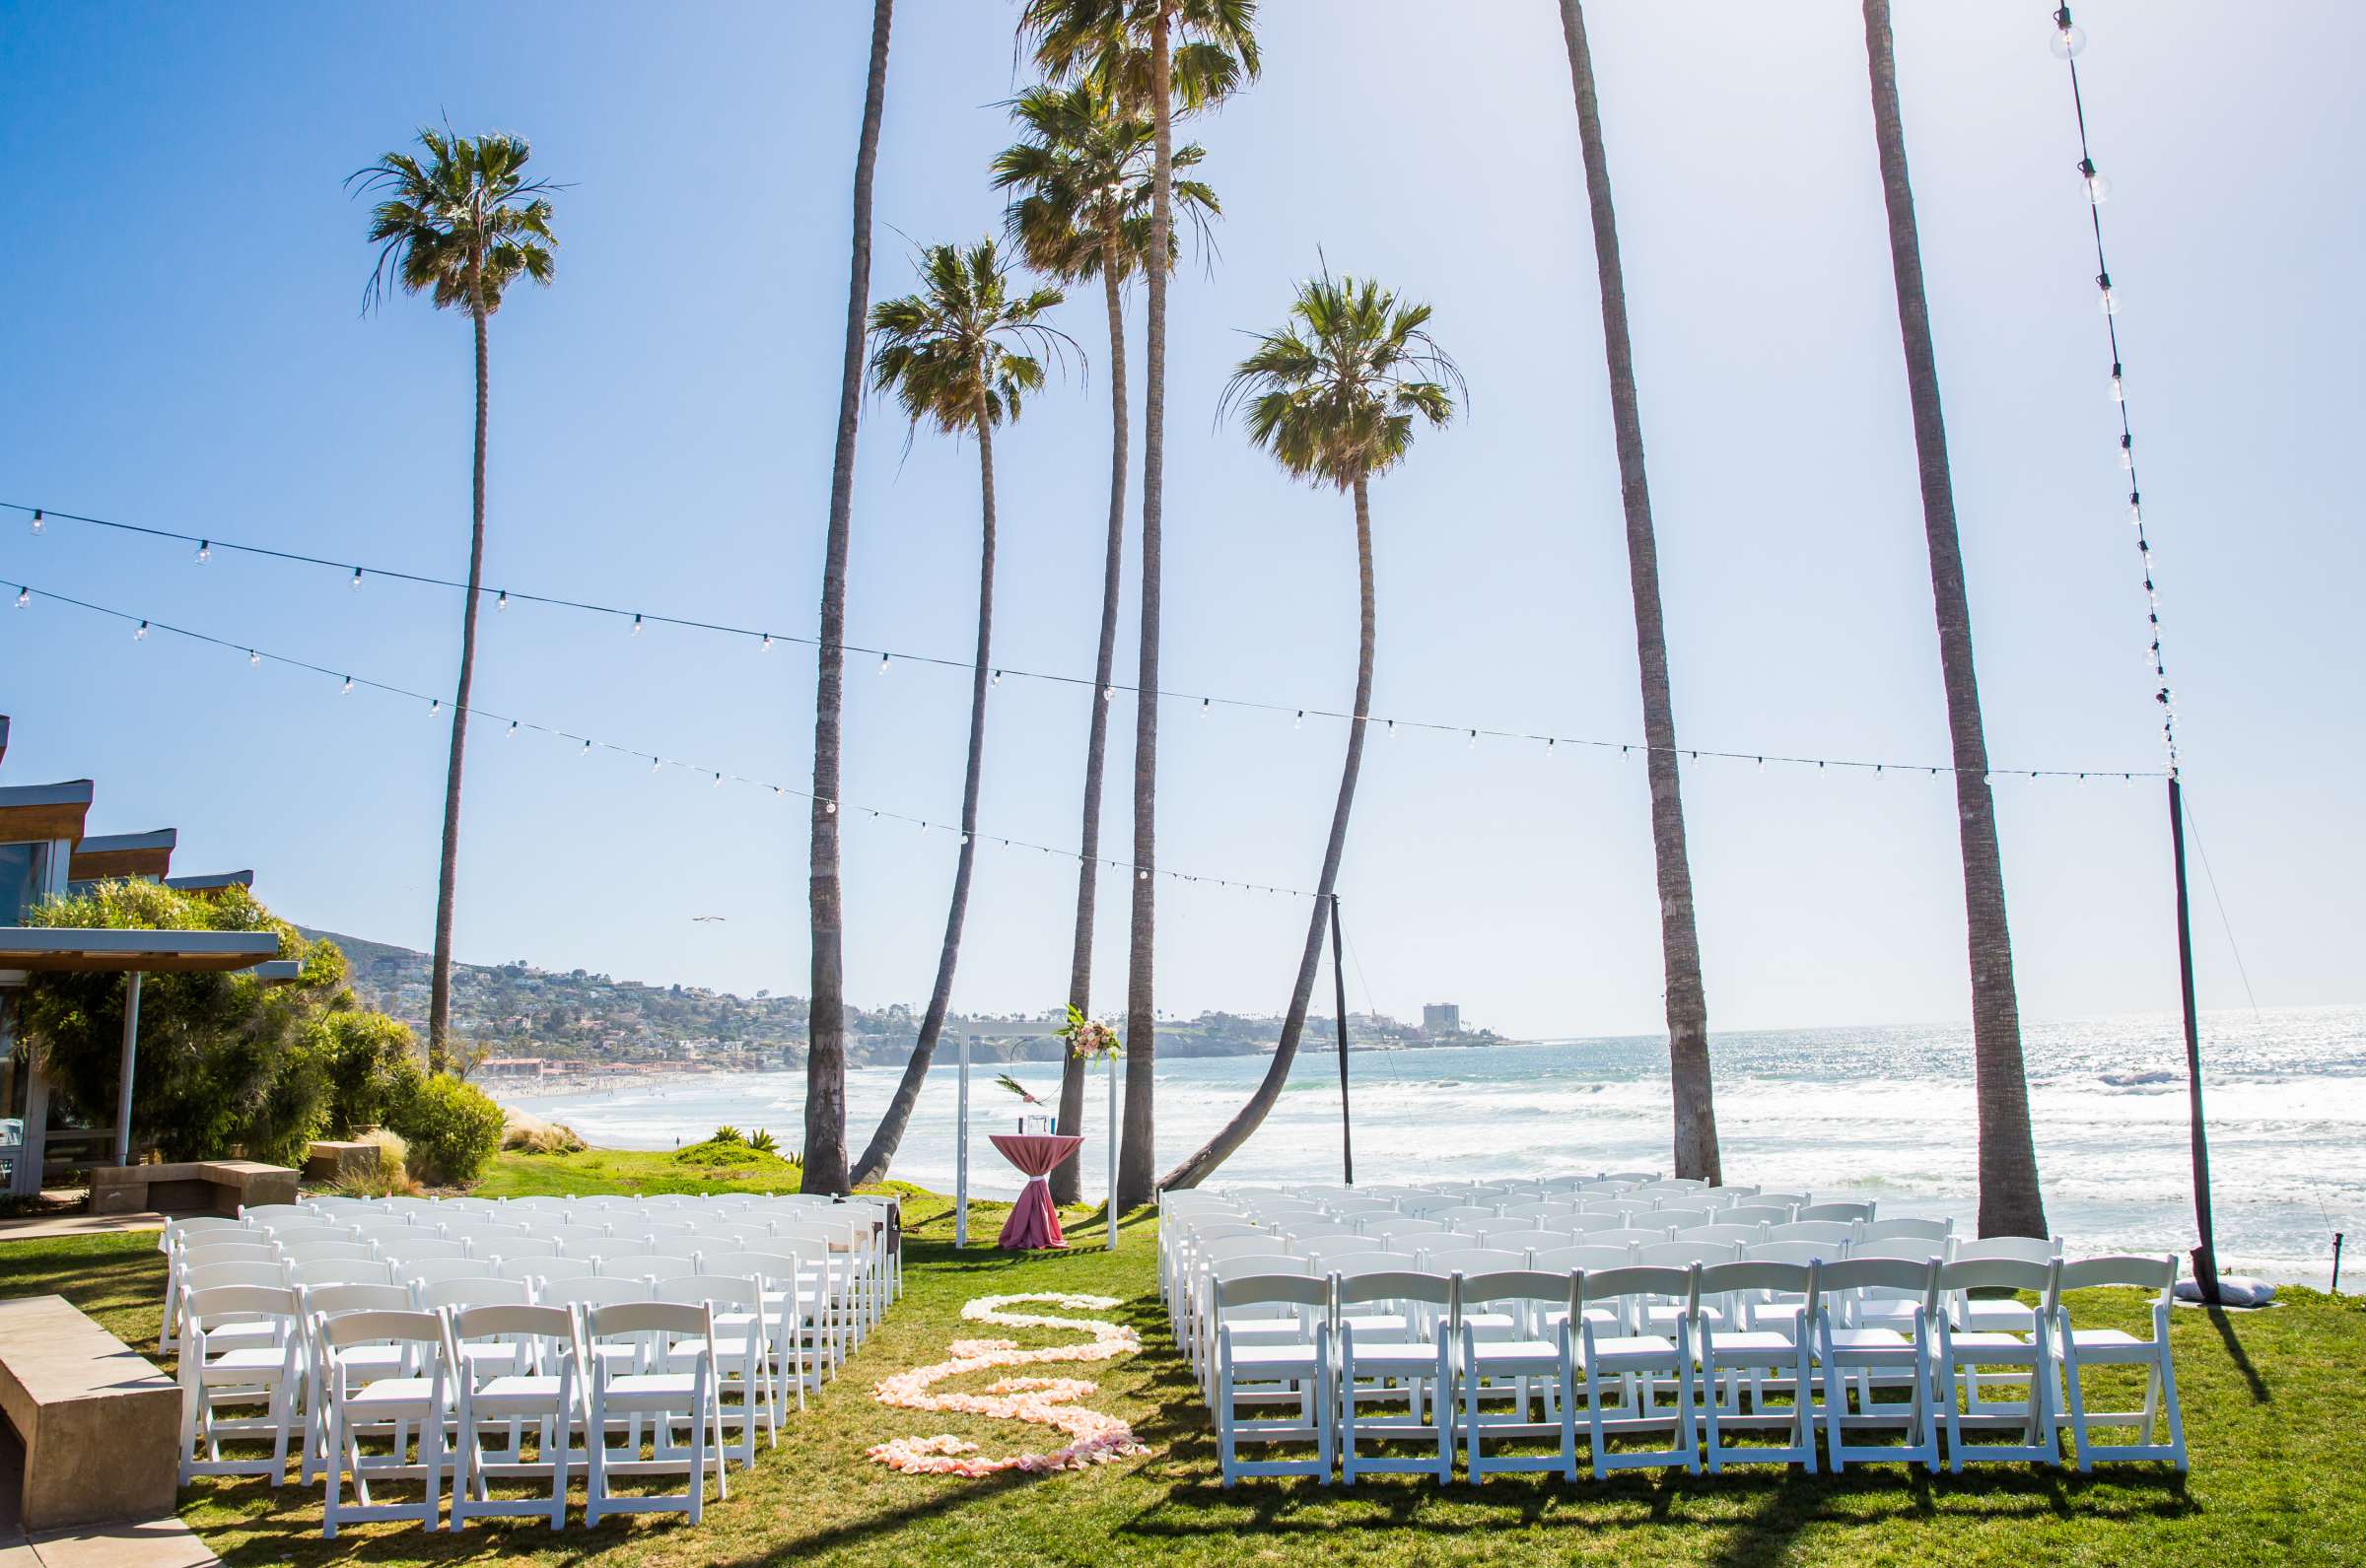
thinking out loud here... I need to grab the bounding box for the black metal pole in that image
[1330,893,1353,1186]
[2168,776,2220,1303]
[2332,1232,2344,1295]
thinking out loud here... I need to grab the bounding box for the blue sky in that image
[1,1,2356,1041]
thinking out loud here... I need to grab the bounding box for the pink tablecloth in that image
[989,1132,1081,1250]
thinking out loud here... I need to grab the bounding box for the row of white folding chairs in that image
[1160,1202,1883,1329]
[1207,1253,2185,1486]
[171,1247,833,1409]
[167,1207,887,1362]
[177,1284,753,1533]
[234,1192,902,1308]
[1174,1223,2021,1390]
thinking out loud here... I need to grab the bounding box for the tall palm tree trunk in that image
[851,402,998,1187]
[1557,0,1720,1183]
[805,0,893,1195]
[1164,476,1374,1190]
[1861,0,2045,1237]
[427,294,490,1076]
[1052,239,1131,1206]
[1117,3,1173,1210]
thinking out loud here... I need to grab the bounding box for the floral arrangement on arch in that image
[1057,1004,1120,1064]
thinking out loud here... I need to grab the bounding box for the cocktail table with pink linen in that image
[987,1132,1081,1250]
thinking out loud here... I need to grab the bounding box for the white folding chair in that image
[1693,1261,1820,1472]
[581,1301,728,1525]
[1798,1201,1876,1226]
[161,1240,277,1355]
[1933,1255,2060,1469]
[445,1303,579,1531]
[652,1274,776,1467]
[1574,1264,1700,1478]
[1213,1272,1332,1485]
[1333,1266,1453,1484]
[1456,1269,1580,1483]
[704,1249,816,1411]
[1813,1257,1942,1471]
[177,1283,304,1484]
[296,1282,416,1485]
[2052,1255,2186,1470]
[288,1257,398,1290]
[402,1258,491,1294]
[318,1309,452,1537]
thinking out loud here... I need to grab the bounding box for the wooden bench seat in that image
[0,1296,180,1531]
[88,1160,297,1218]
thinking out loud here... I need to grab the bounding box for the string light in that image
[341,676,353,694]
[632,613,644,636]
[13,587,27,609]
[2052,3,2180,775]
[0,498,2166,784]
[760,634,772,652]
[195,540,211,563]
[28,510,40,535]
[429,697,441,714]
[133,620,148,641]
[507,720,519,737]
[248,648,259,666]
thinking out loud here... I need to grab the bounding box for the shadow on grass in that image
[2204,1307,2271,1404]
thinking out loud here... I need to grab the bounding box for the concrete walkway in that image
[0,1519,218,1568]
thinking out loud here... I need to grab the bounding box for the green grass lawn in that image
[4,1151,2358,1565]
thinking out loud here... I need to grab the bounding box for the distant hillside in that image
[301,927,1500,1068]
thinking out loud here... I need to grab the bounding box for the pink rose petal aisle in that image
[866,1293,1149,1476]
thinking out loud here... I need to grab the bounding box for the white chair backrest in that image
[1953,1235,2061,1266]
[1813,1257,1937,1320]
[1796,1201,1875,1225]
[1422,1246,1526,1276]
[186,1283,300,1334]
[181,1240,277,1270]
[511,1256,602,1285]
[1582,1227,1672,1250]
[1553,1212,1628,1236]
[285,1257,396,1289]
[485,1236,560,1260]
[277,1239,379,1265]
[1638,1239,1739,1268]
[184,1260,283,1294]
[1857,1216,1952,1246]
[1672,1224,1766,1250]
[2054,1253,2176,1301]
[1747,1240,1842,1266]
[377,1237,470,1263]
[652,1273,761,1311]
[302,1281,415,1319]
[1721,1205,1796,1227]
[419,1276,532,1312]
[1471,1229,1561,1258]
[1531,1243,1636,1273]
[403,1258,488,1289]
[545,1277,653,1311]
[1765,1221,1855,1246]
[1359,1216,1448,1239]
[602,1254,701,1281]
[1651,1207,1714,1232]
[1935,1255,2055,1298]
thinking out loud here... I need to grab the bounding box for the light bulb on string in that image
[2097,273,2119,314]
[713,773,723,788]
[2110,367,2125,402]
[1467,729,1477,750]
[350,567,363,590]
[2049,18,2086,58]
[430,698,441,714]
[507,721,519,737]
[824,800,837,815]
[13,586,27,609]
[133,620,149,641]
[580,738,592,756]
[2120,435,2135,470]
[195,540,211,564]
[652,757,663,774]
[1294,711,1304,729]
[1137,868,1148,880]
[2078,158,2112,203]
[341,676,354,694]
[28,510,42,535]
[631,613,644,637]
[1101,685,1113,702]
[760,634,772,652]
[497,590,510,611]
[878,652,891,674]
[248,648,259,666]
[991,669,1002,685]
[1200,697,1211,716]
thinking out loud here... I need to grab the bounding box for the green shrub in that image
[313,1010,423,1136]
[712,1125,744,1146]
[746,1128,779,1155]
[386,1073,504,1187]
[18,881,345,1165]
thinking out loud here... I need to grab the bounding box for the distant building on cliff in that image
[1422,1002,1462,1037]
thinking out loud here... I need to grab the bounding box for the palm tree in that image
[991,81,1218,1205]
[848,239,1069,1188]
[1860,0,2046,1237]
[350,127,557,1077]
[1163,270,1460,1190]
[805,0,895,1196]
[1555,0,1721,1184]
[1019,0,1259,1211]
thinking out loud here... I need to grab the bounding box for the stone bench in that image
[303,1140,381,1184]
[88,1159,298,1218]
[0,1296,180,1532]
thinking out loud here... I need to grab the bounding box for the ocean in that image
[503,1004,2365,1287]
